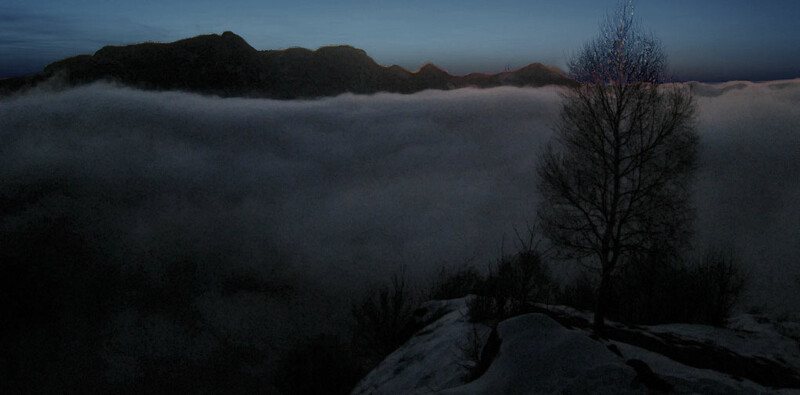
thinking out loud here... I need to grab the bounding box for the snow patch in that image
[646,316,800,372]
[442,314,636,394]
[355,301,800,394]
[351,298,491,394]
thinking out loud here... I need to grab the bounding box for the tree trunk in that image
[594,270,611,333]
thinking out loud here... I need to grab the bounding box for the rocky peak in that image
[2,31,577,98]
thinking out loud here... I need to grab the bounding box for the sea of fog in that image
[2,81,799,367]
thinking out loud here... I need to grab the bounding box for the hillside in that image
[0,32,577,99]
[353,298,800,394]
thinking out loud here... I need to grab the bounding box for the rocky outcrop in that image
[352,298,800,394]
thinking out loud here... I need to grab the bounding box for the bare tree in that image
[537,1,699,331]
[568,1,666,85]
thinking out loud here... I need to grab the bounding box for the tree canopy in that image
[568,0,665,85]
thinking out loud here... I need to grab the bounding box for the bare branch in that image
[537,0,698,331]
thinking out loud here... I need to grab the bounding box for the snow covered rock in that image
[353,299,800,394]
[412,299,463,328]
[442,314,637,394]
[351,298,491,394]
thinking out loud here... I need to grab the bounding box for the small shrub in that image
[495,250,553,310]
[556,269,597,311]
[610,251,687,325]
[553,246,748,327]
[457,324,489,381]
[426,265,484,301]
[351,269,418,364]
[467,294,502,323]
[608,248,747,326]
[690,249,748,326]
[468,249,552,322]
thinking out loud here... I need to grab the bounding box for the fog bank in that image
[2,80,799,350]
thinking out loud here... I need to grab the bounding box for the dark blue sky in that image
[1,0,799,81]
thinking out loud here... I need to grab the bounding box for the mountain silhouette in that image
[0,31,577,98]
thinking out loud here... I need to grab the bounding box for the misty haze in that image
[2,78,800,392]
[3,1,800,389]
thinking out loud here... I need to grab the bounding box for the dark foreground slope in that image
[0,31,577,99]
[353,299,800,394]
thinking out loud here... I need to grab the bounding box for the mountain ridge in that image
[0,31,578,99]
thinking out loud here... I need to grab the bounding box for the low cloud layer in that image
[2,81,799,346]
[691,80,800,308]
[1,85,564,285]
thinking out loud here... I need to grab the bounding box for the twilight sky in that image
[1,0,799,82]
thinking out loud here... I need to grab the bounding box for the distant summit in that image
[0,32,577,98]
